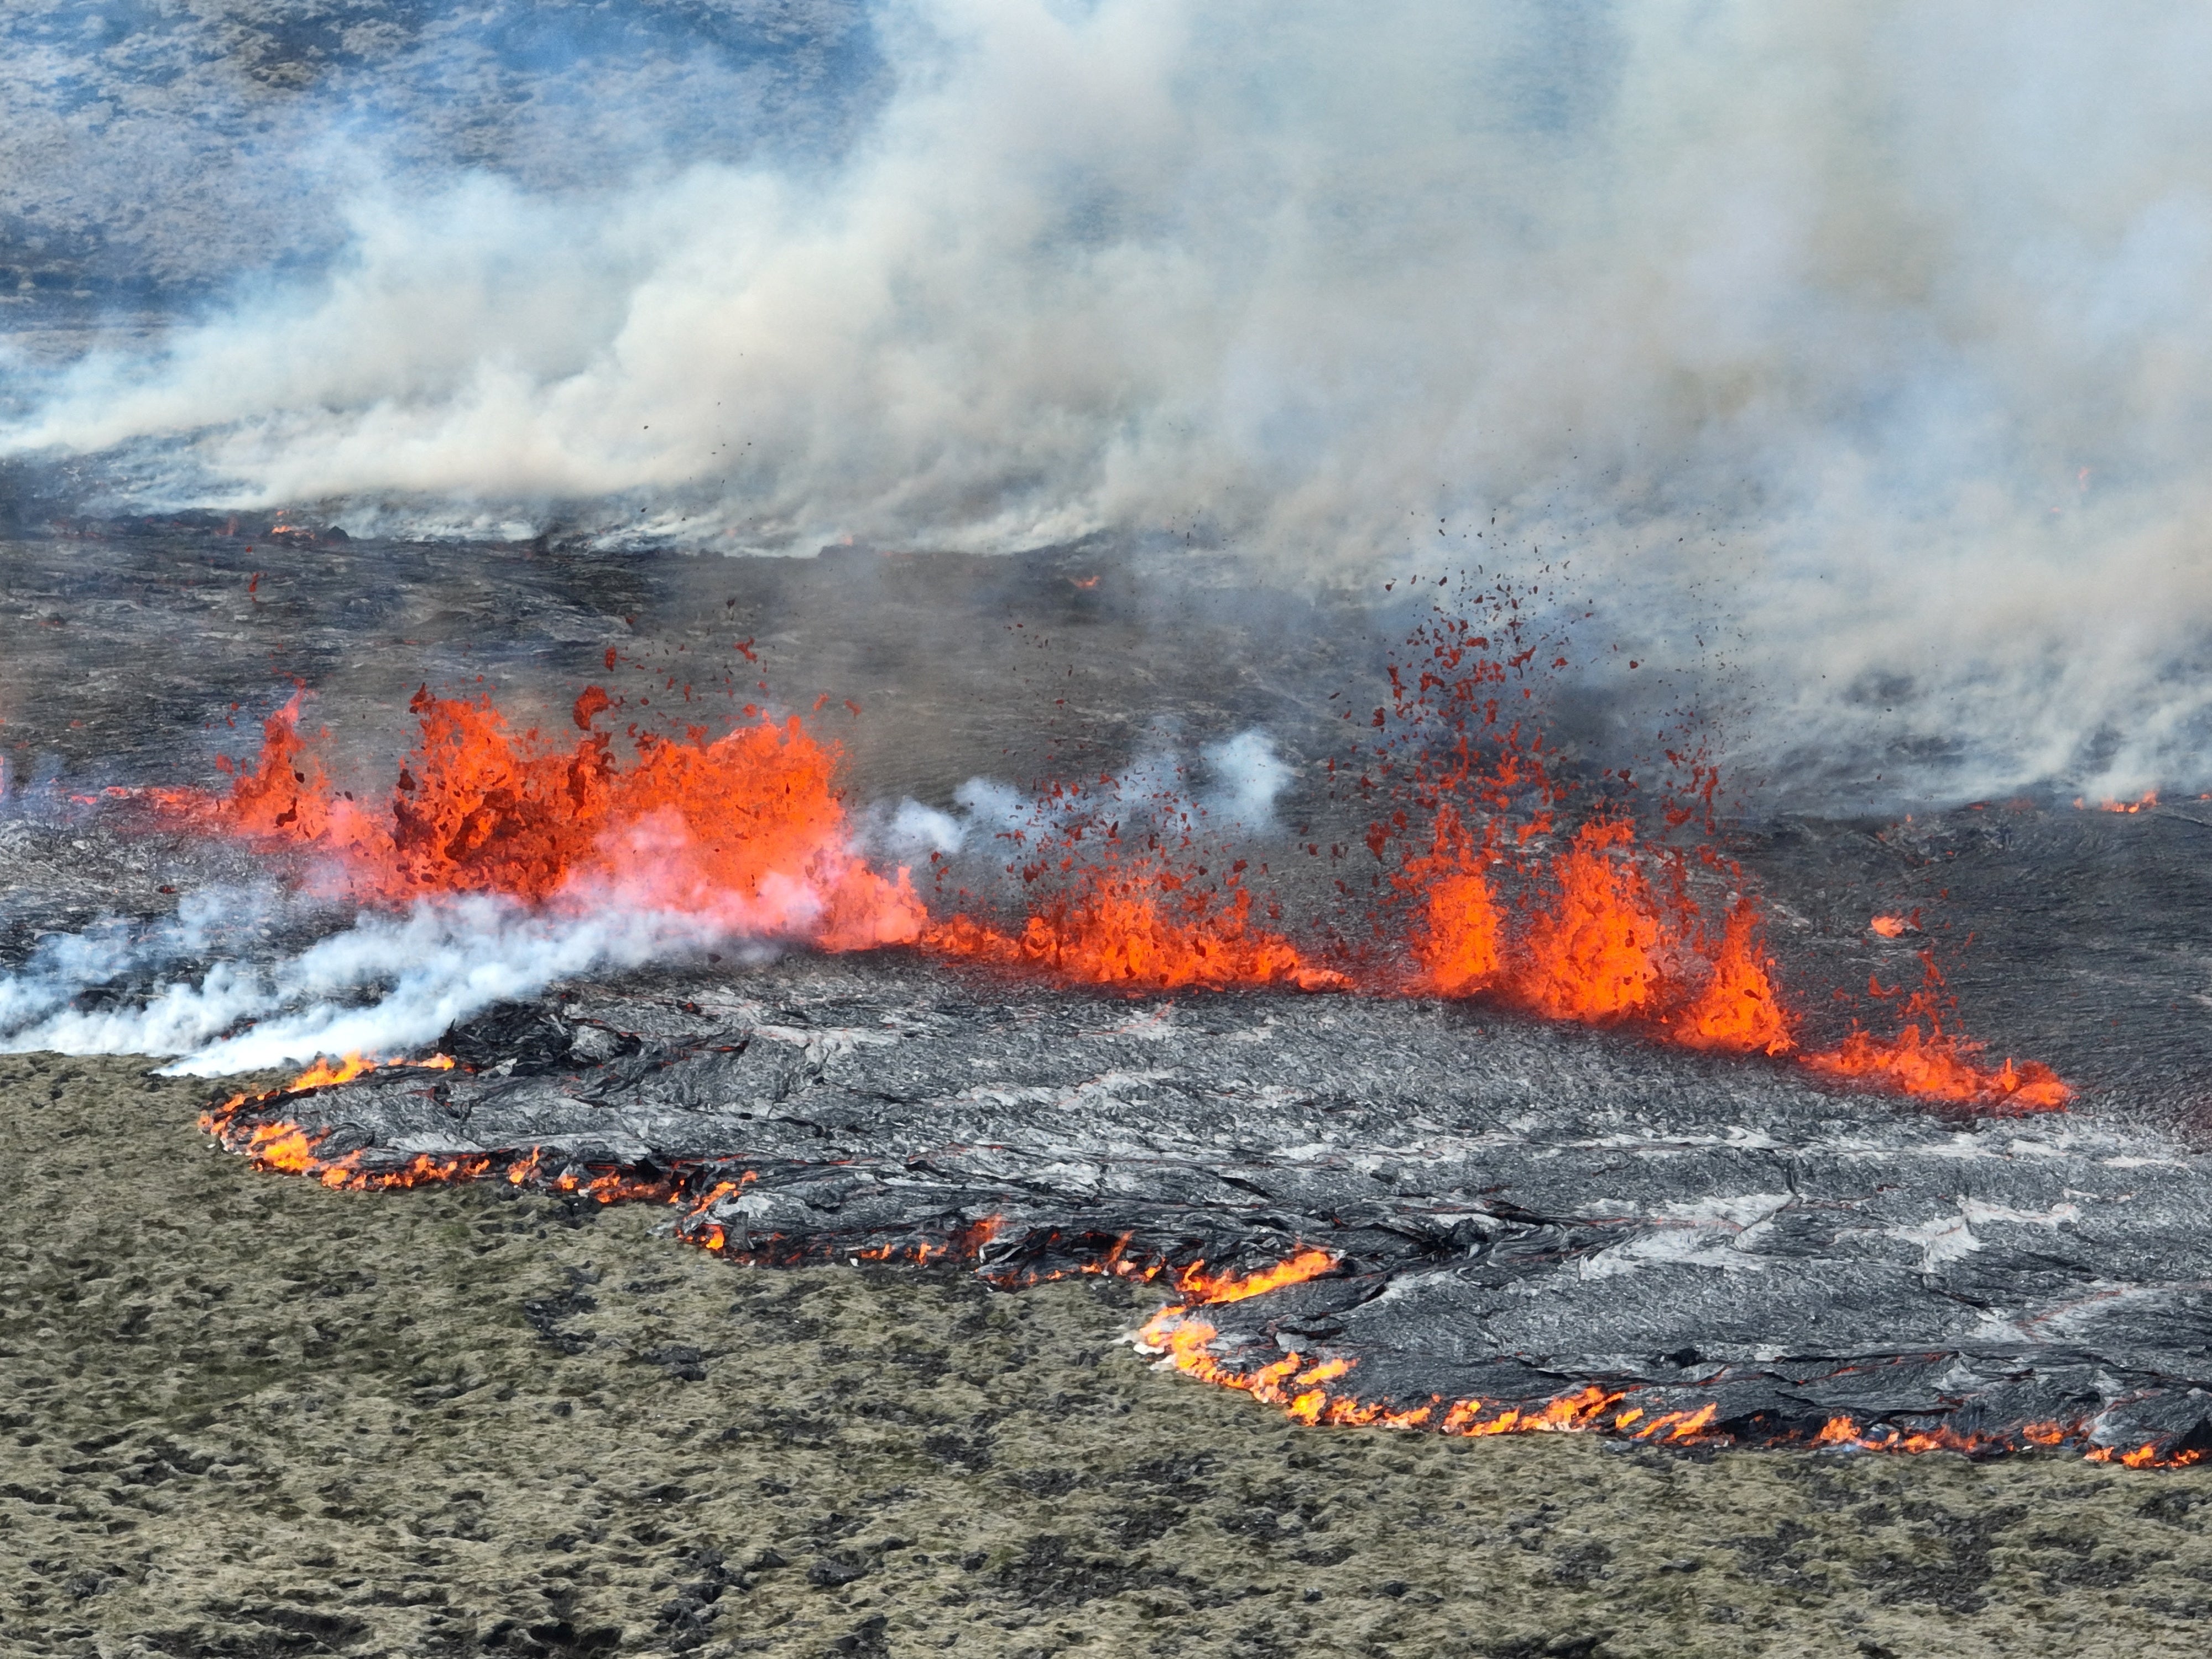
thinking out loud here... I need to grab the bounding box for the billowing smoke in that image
[9,2,2212,800]
[0,891,761,1076]
[860,726,1293,878]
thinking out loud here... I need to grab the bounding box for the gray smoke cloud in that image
[8,1,2212,802]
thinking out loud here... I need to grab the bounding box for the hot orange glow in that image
[159,687,924,949]
[1405,805,1506,995]
[1676,898,1795,1056]
[1415,867,1506,993]
[1516,820,1664,1020]
[1799,956,2070,1112]
[923,863,1348,993]
[2077,790,2158,814]
[199,1052,679,1198]
[153,636,2069,1112]
[1394,804,1794,1053]
[1133,1249,2198,1461]
[287,1053,376,1089]
[1802,1027,2071,1111]
[1441,1386,1626,1438]
[1365,612,1798,1059]
[1169,1247,1338,1305]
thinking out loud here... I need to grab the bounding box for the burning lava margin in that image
[198,1058,2200,1468]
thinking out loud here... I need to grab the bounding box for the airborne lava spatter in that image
[155,685,927,948]
[154,626,2068,1108]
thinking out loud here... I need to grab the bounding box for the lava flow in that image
[154,685,925,950]
[1802,953,2072,1111]
[1132,1250,2195,1463]
[141,593,2069,1114]
[200,1055,682,1202]
[922,860,1347,992]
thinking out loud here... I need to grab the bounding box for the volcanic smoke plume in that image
[11,2,2212,805]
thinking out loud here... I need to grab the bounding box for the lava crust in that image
[206,953,2212,1464]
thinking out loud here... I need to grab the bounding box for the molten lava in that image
[1676,898,1795,1057]
[159,688,924,949]
[1130,1248,2187,1460]
[155,599,2068,1109]
[1516,819,1666,1021]
[200,1052,685,1199]
[1800,954,2070,1113]
[922,861,1347,993]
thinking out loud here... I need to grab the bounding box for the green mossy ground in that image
[5,1054,2210,1658]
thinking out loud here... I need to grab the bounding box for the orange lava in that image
[159,687,923,948]
[1799,956,2070,1112]
[198,1052,683,1199]
[1675,898,1795,1056]
[1390,792,1796,1057]
[154,637,2067,1108]
[922,862,1347,993]
[1369,606,1798,1057]
[1134,1250,2194,1462]
[1516,820,1666,1021]
[2078,790,2158,813]
[1168,1247,1338,1305]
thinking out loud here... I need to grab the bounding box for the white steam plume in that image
[0,895,766,1076]
[11,2,2212,798]
[859,726,1293,865]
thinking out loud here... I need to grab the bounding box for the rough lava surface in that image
[220,951,2212,1460]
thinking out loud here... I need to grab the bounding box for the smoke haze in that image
[7,2,2212,799]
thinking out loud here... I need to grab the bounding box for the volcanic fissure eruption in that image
[151,616,2062,1109]
[154,684,927,950]
[131,598,2160,1460]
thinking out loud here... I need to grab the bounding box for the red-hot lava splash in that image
[147,600,2069,1114]
[154,686,925,950]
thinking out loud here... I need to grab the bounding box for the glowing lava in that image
[1132,1251,2186,1459]
[158,687,925,949]
[153,622,2067,1106]
[199,1052,685,1199]
[922,860,1347,992]
[1800,954,2070,1113]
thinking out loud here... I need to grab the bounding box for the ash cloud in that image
[9,3,2212,802]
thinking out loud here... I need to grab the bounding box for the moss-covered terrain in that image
[5,1053,2210,1658]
